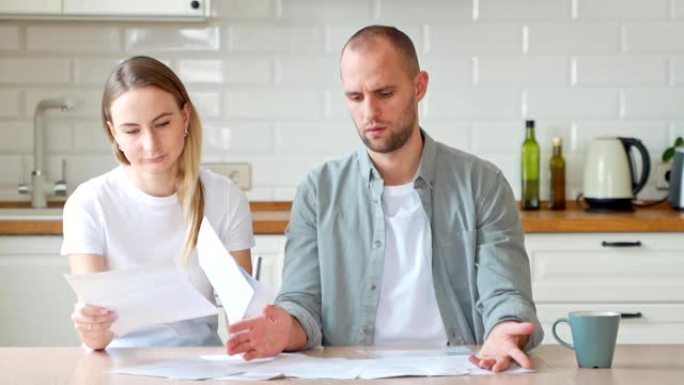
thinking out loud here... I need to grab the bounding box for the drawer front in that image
[527,234,684,302]
[538,304,684,344]
[525,233,684,253]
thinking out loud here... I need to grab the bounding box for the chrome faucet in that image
[18,98,74,208]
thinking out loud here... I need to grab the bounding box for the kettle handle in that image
[619,137,651,196]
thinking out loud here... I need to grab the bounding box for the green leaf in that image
[663,148,675,162]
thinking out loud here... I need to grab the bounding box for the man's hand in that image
[468,321,535,373]
[226,305,294,360]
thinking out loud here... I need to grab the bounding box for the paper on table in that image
[112,352,532,381]
[113,353,280,380]
[247,354,363,380]
[197,218,274,324]
[64,264,217,336]
[362,346,476,358]
[354,356,471,379]
[111,357,239,381]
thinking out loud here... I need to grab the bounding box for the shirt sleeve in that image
[60,184,105,257]
[221,181,255,252]
[274,174,323,349]
[475,170,544,351]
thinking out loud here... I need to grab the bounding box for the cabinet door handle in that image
[620,312,643,319]
[601,241,642,247]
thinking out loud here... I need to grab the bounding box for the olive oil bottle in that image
[521,120,540,210]
[549,137,566,210]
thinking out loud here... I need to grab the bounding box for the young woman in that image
[62,56,254,350]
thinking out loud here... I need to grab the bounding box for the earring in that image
[184,129,189,138]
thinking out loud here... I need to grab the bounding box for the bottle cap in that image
[526,120,535,127]
[552,137,562,146]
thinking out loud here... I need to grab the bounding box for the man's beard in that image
[357,106,416,154]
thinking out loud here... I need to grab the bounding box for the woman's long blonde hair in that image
[101,56,203,264]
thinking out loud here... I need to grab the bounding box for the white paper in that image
[248,354,363,380]
[112,357,243,380]
[64,264,218,336]
[363,346,476,358]
[113,353,280,380]
[197,218,274,323]
[354,356,471,379]
[112,352,532,381]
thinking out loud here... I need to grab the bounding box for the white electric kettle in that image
[583,137,651,212]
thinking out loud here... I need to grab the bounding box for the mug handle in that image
[552,318,574,350]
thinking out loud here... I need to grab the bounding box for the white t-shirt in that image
[61,165,255,347]
[373,182,448,345]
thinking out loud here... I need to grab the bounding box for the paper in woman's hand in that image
[64,264,218,336]
[197,218,274,324]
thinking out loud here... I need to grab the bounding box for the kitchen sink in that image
[0,208,63,220]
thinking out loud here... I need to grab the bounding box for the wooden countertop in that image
[0,344,682,384]
[1,201,683,235]
[520,201,684,233]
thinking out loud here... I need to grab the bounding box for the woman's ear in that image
[106,120,116,141]
[182,102,191,128]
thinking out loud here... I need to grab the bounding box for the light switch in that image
[203,162,251,190]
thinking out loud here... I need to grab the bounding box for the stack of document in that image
[112,348,533,380]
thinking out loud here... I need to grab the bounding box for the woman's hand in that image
[71,303,117,350]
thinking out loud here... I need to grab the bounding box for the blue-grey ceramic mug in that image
[552,311,620,368]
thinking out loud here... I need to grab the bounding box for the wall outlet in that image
[655,162,671,191]
[203,163,251,190]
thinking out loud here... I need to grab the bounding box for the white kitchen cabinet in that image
[0,235,78,346]
[0,0,60,14]
[63,0,209,18]
[526,232,684,344]
[0,0,210,20]
[252,235,286,294]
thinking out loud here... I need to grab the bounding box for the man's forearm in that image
[285,316,309,351]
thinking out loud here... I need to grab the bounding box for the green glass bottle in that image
[549,137,566,210]
[521,120,540,210]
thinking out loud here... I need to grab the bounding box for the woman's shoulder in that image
[64,167,124,218]
[200,168,250,224]
[200,168,243,197]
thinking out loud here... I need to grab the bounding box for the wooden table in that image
[1,344,682,384]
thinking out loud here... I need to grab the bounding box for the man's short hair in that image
[342,25,420,76]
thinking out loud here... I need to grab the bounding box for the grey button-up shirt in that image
[275,130,543,351]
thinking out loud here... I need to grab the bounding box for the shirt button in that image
[370,283,376,290]
[374,240,382,248]
[362,326,369,334]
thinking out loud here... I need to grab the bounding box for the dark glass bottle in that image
[521,120,540,210]
[549,137,566,210]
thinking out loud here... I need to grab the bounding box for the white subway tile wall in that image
[0,0,682,201]
[27,25,122,52]
[0,26,20,51]
[674,55,684,85]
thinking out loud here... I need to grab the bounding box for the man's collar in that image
[357,128,437,190]
[415,129,437,190]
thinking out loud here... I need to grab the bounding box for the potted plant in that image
[657,137,684,190]
[662,137,684,163]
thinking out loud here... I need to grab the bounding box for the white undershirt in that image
[373,181,448,345]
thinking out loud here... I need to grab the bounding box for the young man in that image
[228,25,543,372]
